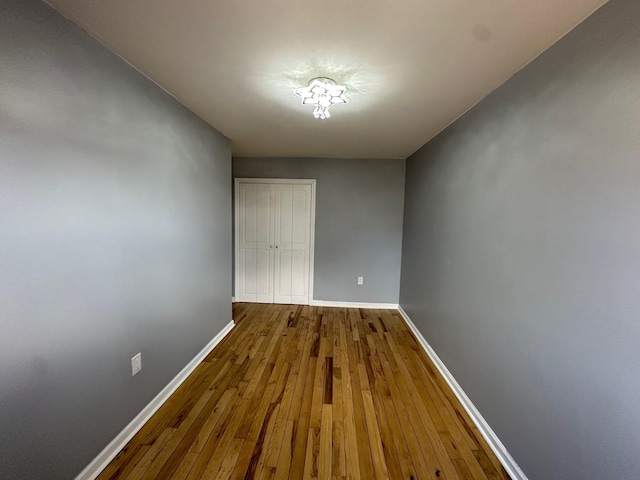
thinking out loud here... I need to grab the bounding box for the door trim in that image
[234,178,316,305]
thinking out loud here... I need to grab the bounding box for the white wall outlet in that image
[357,276,364,285]
[131,353,142,376]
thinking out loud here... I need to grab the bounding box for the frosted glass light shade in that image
[294,77,348,119]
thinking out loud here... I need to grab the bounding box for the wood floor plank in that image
[361,389,391,480]
[137,389,216,480]
[319,404,333,479]
[198,333,288,479]
[304,319,328,479]
[233,360,292,480]
[213,438,244,480]
[385,330,462,479]
[272,318,316,479]
[170,452,198,480]
[364,331,412,480]
[393,327,492,480]
[98,444,150,480]
[98,303,511,480]
[345,309,376,479]
[339,318,361,480]
[289,355,317,479]
[379,354,437,478]
[332,420,346,480]
[262,319,309,467]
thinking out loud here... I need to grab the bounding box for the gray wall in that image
[233,157,405,304]
[0,1,232,478]
[399,0,640,478]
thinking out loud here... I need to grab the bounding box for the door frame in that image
[234,178,317,305]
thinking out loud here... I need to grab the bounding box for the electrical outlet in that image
[131,353,142,376]
[357,276,364,285]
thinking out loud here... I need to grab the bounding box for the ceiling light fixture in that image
[294,77,348,119]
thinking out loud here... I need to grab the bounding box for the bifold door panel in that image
[238,184,273,303]
[273,185,311,304]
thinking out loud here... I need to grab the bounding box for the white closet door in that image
[237,183,273,303]
[273,184,311,304]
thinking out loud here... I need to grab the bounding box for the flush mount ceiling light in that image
[294,77,348,119]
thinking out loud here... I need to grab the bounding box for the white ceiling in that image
[47,0,606,159]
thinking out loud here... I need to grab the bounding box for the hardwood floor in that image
[98,303,511,480]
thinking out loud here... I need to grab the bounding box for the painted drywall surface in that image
[399,0,640,478]
[233,157,405,304]
[0,0,232,478]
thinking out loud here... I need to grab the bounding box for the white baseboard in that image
[397,306,528,480]
[310,299,398,309]
[75,320,235,480]
[232,296,237,303]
